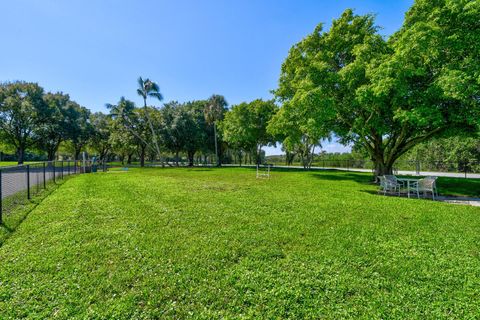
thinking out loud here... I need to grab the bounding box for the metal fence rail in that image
[0,160,104,224]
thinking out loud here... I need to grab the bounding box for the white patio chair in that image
[385,175,405,194]
[384,175,404,187]
[425,176,439,197]
[379,175,401,196]
[411,177,437,200]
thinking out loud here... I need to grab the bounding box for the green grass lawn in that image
[0,161,41,167]
[0,161,24,166]
[0,168,479,318]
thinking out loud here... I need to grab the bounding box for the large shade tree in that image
[275,2,480,177]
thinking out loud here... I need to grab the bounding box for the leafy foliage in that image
[221,99,278,164]
[274,3,480,176]
[0,81,47,163]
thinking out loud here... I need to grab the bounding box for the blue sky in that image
[0,0,413,155]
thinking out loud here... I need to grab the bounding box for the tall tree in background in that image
[107,97,138,164]
[275,3,480,177]
[205,94,228,166]
[64,103,93,160]
[107,97,156,167]
[0,81,47,164]
[37,92,71,160]
[185,101,209,166]
[89,112,112,161]
[159,101,185,166]
[268,98,328,169]
[221,99,278,164]
[137,77,163,162]
[133,107,160,167]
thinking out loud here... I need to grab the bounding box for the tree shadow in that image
[309,172,375,185]
[359,189,381,195]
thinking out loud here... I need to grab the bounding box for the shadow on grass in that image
[436,177,480,198]
[393,175,480,198]
[359,189,381,195]
[309,172,375,185]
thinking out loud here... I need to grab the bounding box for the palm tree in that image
[137,77,163,108]
[137,77,163,163]
[205,94,228,166]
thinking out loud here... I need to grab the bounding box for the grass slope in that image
[0,168,479,319]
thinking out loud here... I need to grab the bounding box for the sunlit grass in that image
[0,167,479,318]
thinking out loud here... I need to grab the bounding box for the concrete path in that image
[437,196,480,207]
[1,168,75,199]
[225,164,480,179]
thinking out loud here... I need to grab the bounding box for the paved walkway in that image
[437,196,480,207]
[226,164,480,179]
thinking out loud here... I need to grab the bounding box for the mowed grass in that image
[0,168,479,319]
[0,161,35,166]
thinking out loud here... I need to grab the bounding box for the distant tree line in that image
[0,79,280,167]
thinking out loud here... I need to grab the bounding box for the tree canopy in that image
[221,99,278,164]
[274,1,480,176]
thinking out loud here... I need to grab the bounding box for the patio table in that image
[396,178,420,198]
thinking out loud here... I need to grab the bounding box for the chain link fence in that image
[0,160,107,224]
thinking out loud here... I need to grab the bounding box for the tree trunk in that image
[127,153,133,164]
[140,146,146,167]
[17,147,25,165]
[74,146,82,161]
[213,122,220,166]
[175,150,179,166]
[255,146,262,165]
[47,148,56,161]
[187,150,195,167]
[286,151,295,166]
[373,160,394,181]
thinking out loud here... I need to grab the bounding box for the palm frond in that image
[137,77,144,89]
[137,89,146,99]
[150,82,160,93]
[149,92,163,101]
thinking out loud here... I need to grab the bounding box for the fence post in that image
[53,162,56,183]
[0,169,2,224]
[27,165,31,200]
[43,162,46,189]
